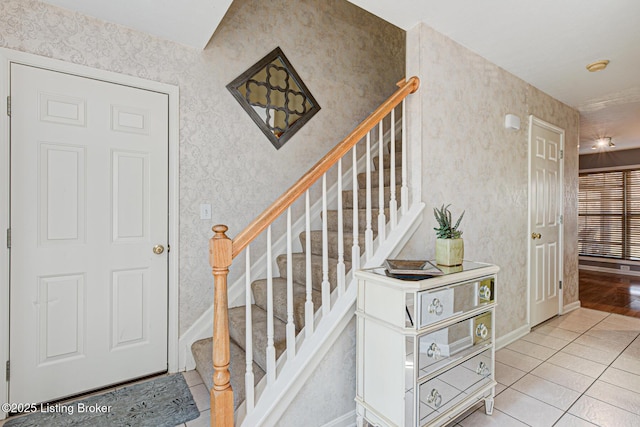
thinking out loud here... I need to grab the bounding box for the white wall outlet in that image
[200,203,212,220]
[620,265,631,271]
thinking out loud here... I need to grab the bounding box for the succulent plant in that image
[433,204,464,239]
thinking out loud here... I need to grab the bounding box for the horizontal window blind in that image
[579,169,640,260]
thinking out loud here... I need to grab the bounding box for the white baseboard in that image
[322,410,356,427]
[562,300,581,314]
[579,264,640,278]
[495,324,530,350]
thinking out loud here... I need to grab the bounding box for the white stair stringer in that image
[236,201,424,426]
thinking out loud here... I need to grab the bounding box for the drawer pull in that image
[428,298,444,316]
[427,389,442,408]
[479,285,492,300]
[476,361,490,376]
[427,343,441,359]
[475,323,489,339]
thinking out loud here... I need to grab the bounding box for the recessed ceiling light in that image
[586,60,610,72]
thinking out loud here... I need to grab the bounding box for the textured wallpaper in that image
[0,0,406,335]
[400,24,580,338]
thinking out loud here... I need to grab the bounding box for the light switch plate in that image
[200,203,211,220]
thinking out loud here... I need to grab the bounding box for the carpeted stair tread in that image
[372,154,403,169]
[251,277,322,330]
[276,253,351,292]
[228,305,287,373]
[191,337,265,410]
[299,230,364,262]
[357,167,402,189]
[342,185,402,209]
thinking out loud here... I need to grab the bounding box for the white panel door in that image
[10,63,169,404]
[528,117,563,327]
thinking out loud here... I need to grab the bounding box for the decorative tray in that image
[383,259,443,280]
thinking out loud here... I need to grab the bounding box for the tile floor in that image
[451,308,640,427]
[1,307,639,427]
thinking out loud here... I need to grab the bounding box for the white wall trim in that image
[495,324,531,350]
[579,264,640,278]
[562,300,581,314]
[321,410,357,427]
[0,47,180,419]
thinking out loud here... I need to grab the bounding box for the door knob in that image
[531,232,541,240]
[153,245,165,254]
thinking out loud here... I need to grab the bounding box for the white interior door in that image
[9,63,169,404]
[528,116,564,327]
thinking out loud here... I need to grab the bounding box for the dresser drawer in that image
[418,276,495,328]
[417,311,493,376]
[418,349,493,426]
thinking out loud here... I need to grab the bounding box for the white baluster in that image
[286,208,295,360]
[322,174,330,317]
[390,107,398,228]
[245,247,254,412]
[351,146,360,271]
[305,190,314,337]
[266,225,276,384]
[401,99,408,215]
[365,132,373,260]
[378,121,386,242]
[337,159,346,296]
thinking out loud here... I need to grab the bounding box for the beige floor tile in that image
[546,352,607,378]
[494,388,563,427]
[506,339,557,361]
[600,367,640,394]
[554,413,598,426]
[186,410,210,427]
[533,324,580,342]
[189,383,211,412]
[530,362,595,393]
[573,333,630,353]
[606,314,640,330]
[520,330,570,350]
[510,374,580,411]
[569,395,640,427]
[612,353,640,376]
[183,370,204,387]
[585,380,640,415]
[561,342,620,365]
[495,361,526,386]
[458,408,528,426]
[495,348,543,372]
[494,383,507,396]
[584,327,638,346]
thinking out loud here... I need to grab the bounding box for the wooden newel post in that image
[210,225,234,427]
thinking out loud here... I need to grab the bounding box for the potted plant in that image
[433,204,465,266]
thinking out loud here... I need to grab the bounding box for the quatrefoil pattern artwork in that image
[227,47,321,149]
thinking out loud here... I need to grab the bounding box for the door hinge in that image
[560,215,563,224]
[560,149,564,159]
[5,360,9,381]
[6,228,10,249]
[6,96,10,117]
[559,280,563,290]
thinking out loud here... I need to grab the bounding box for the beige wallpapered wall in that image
[0,0,406,335]
[400,24,580,338]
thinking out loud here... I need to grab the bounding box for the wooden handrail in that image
[231,76,420,258]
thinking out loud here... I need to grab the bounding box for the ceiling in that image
[40,0,640,154]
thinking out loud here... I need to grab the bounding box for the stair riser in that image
[276,254,351,292]
[342,185,402,209]
[325,209,390,233]
[357,167,402,189]
[252,279,322,330]
[300,231,364,262]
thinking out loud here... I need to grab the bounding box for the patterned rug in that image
[4,374,200,427]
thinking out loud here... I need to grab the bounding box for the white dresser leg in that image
[484,397,494,415]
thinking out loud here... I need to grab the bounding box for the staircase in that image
[193,77,422,426]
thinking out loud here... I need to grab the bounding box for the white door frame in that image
[0,48,180,418]
[527,115,565,327]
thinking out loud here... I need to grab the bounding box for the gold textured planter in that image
[435,238,464,266]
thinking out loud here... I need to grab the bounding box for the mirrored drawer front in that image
[418,349,493,426]
[418,277,495,328]
[417,311,492,376]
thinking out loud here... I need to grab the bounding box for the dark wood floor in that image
[580,270,640,318]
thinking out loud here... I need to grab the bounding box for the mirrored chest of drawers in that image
[354,261,499,427]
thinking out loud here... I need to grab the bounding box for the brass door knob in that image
[531,232,541,240]
[153,245,165,254]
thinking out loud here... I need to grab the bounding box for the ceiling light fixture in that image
[586,60,610,72]
[591,136,615,150]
